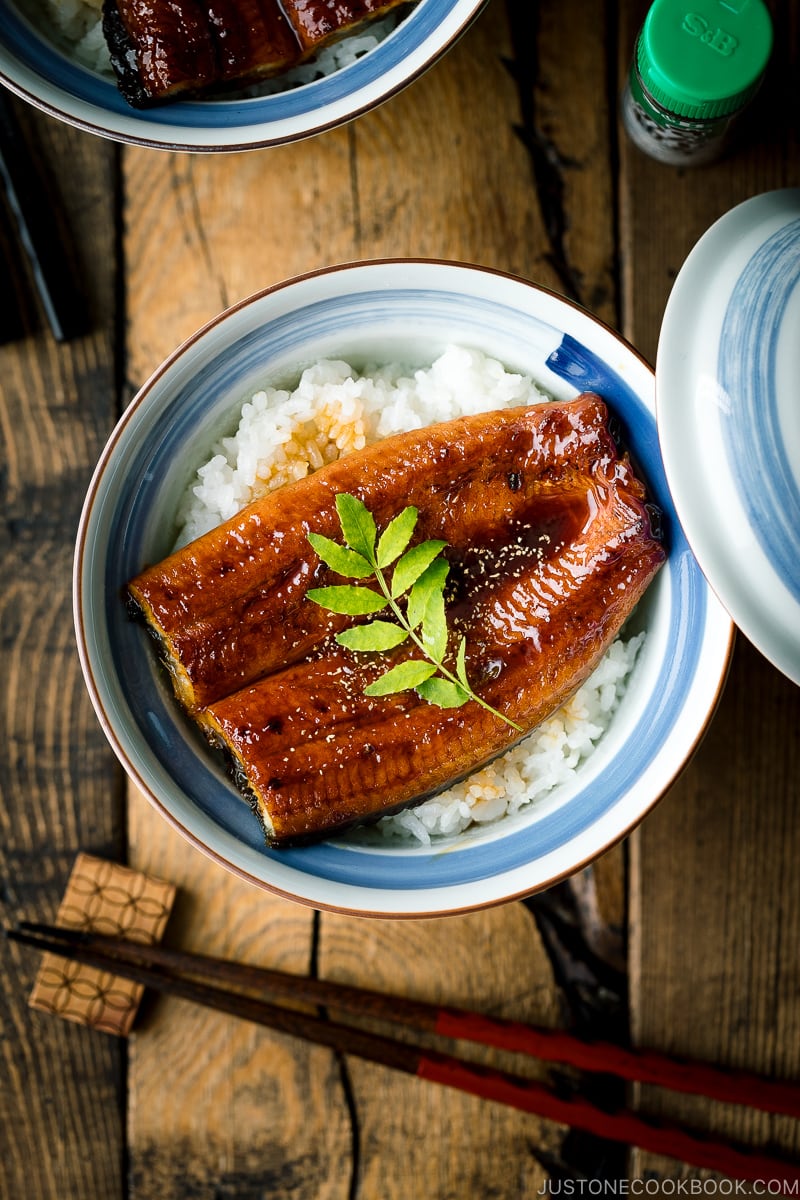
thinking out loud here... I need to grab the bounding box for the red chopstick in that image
[8,922,800,1183]
[14,921,796,1120]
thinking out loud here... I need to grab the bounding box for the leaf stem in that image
[371,558,522,733]
[309,494,522,733]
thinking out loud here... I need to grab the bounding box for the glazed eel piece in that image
[203,435,665,845]
[127,395,666,846]
[128,396,627,711]
[102,0,411,107]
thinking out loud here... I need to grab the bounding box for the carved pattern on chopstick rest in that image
[28,853,176,1036]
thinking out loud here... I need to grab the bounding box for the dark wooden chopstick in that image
[0,93,87,342]
[8,922,800,1182]
[0,208,28,345]
[14,920,800,1121]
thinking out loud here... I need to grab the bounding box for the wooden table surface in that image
[2,1,799,1195]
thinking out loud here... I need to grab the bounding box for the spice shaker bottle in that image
[621,0,773,166]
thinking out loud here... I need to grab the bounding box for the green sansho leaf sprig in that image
[306,493,521,731]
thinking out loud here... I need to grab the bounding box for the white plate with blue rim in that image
[74,260,733,916]
[657,189,800,687]
[0,0,485,151]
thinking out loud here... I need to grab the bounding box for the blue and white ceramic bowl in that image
[657,190,800,687]
[0,0,484,150]
[74,260,733,916]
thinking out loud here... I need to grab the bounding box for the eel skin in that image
[102,0,412,107]
[127,394,666,846]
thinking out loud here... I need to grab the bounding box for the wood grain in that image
[125,803,355,1200]
[628,645,800,1178]
[16,0,800,1192]
[318,906,566,1198]
[619,0,800,1179]
[0,101,125,1200]
[121,1,620,1195]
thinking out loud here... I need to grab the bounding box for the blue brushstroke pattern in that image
[718,219,800,603]
[0,0,457,129]
[93,290,710,891]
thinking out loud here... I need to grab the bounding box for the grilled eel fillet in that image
[127,395,666,846]
[102,0,411,107]
[130,396,635,710]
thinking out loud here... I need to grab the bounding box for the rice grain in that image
[177,347,644,845]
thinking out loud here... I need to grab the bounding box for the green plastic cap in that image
[637,0,773,120]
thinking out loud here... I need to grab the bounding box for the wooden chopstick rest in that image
[27,853,176,1036]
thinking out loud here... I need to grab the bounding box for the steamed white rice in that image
[176,347,544,544]
[177,346,643,845]
[39,0,111,73]
[38,0,401,91]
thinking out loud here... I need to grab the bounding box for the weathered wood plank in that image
[628,643,800,1177]
[119,1,626,1194]
[125,797,352,1200]
[318,905,566,1196]
[122,132,355,387]
[0,100,124,1200]
[508,0,618,322]
[6,0,798,1191]
[620,0,800,1177]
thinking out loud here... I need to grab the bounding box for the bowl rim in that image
[74,258,735,917]
[0,0,488,151]
[656,188,800,688]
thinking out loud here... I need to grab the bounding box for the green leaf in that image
[364,659,437,696]
[416,676,470,708]
[376,506,418,569]
[421,584,448,662]
[391,539,447,598]
[406,558,449,630]
[455,637,470,687]
[335,621,409,652]
[336,493,377,561]
[307,532,372,579]
[304,493,519,731]
[307,585,387,615]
